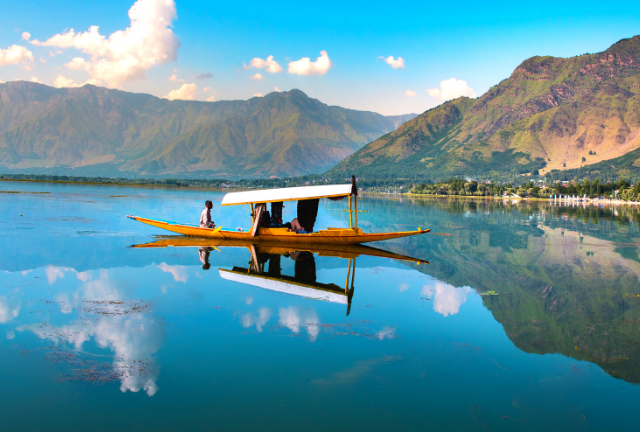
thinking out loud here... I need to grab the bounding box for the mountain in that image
[385,113,419,128]
[0,83,398,178]
[329,35,640,180]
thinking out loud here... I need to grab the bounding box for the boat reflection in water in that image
[133,238,428,316]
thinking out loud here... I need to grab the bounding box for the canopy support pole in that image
[348,195,353,228]
[345,258,352,293]
[250,203,255,223]
[250,205,264,237]
[354,195,358,229]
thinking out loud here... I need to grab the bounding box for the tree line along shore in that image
[2,173,640,204]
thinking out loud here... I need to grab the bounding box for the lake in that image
[1,181,640,431]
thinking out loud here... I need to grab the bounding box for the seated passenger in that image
[289,218,307,233]
[200,200,215,228]
[269,202,291,229]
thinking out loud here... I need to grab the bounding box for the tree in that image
[582,157,586,163]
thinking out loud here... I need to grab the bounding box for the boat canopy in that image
[219,269,348,304]
[221,184,354,206]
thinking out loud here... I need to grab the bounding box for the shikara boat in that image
[127,176,430,245]
[131,237,429,315]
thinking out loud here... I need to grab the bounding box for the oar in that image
[213,226,223,233]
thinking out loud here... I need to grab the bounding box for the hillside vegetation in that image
[0,84,400,178]
[329,35,640,181]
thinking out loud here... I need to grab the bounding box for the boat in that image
[131,237,429,315]
[127,176,430,244]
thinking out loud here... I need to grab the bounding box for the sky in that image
[0,0,639,115]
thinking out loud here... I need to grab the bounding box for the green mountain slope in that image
[0,83,397,178]
[329,35,640,180]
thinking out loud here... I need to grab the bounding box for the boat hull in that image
[128,216,429,245]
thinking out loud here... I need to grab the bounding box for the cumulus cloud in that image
[250,73,263,80]
[422,282,472,317]
[404,90,416,97]
[206,95,215,102]
[240,307,272,332]
[203,86,212,92]
[30,0,180,87]
[376,327,396,340]
[157,262,189,282]
[169,73,183,82]
[383,55,404,69]
[398,283,409,292]
[6,330,15,340]
[54,74,82,88]
[0,296,20,323]
[65,57,87,70]
[246,55,282,73]
[0,45,35,69]
[253,93,263,97]
[163,83,197,101]
[22,32,31,41]
[31,76,41,83]
[428,78,477,101]
[288,50,331,76]
[274,86,281,92]
[279,307,320,342]
[196,72,212,80]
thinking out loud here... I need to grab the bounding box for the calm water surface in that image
[1,181,640,431]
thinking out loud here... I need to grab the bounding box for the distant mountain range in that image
[0,83,408,178]
[329,35,640,180]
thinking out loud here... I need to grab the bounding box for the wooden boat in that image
[127,176,430,244]
[131,238,428,315]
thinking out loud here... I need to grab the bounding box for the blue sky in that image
[0,0,639,114]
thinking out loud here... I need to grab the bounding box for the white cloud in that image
[157,262,189,282]
[31,0,180,87]
[169,73,183,82]
[383,55,404,69]
[404,90,416,97]
[245,297,253,305]
[250,73,263,80]
[398,283,409,292]
[203,86,212,92]
[65,57,87,70]
[0,45,35,69]
[422,282,472,317]
[274,86,281,92]
[0,296,20,323]
[163,83,197,101]
[206,95,215,102]
[246,55,283,73]
[428,78,477,101]
[279,307,320,342]
[6,330,15,340]
[45,266,67,284]
[240,307,272,332]
[31,76,41,83]
[54,74,82,88]
[22,32,31,41]
[253,93,263,97]
[376,326,396,340]
[288,50,331,76]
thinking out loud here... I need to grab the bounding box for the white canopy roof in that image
[219,269,348,304]
[221,184,353,206]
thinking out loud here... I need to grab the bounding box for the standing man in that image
[200,200,215,228]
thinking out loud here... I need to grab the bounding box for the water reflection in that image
[135,238,429,317]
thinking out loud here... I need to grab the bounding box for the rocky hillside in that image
[0,84,399,178]
[329,35,640,180]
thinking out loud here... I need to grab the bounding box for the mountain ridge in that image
[329,35,640,180]
[0,83,399,178]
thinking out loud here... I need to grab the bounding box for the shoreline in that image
[0,177,236,192]
[2,177,638,207]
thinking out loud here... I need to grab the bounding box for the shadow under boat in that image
[131,237,428,315]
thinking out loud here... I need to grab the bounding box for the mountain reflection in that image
[392,199,640,383]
